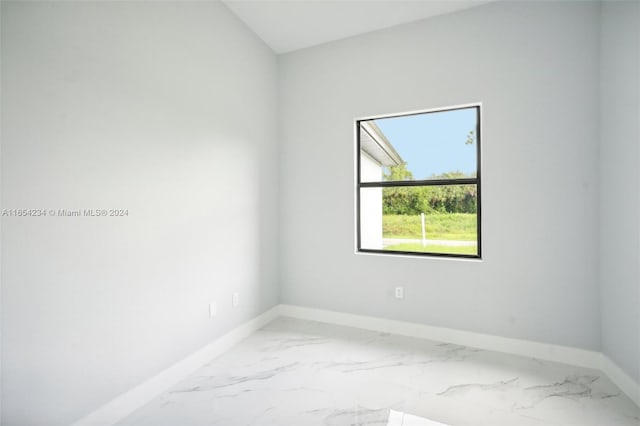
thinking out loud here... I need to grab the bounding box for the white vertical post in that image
[421,212,426,246]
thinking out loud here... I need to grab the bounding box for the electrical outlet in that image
[232,292,239,307]
[395,287,404,299]
[209,302,217,317]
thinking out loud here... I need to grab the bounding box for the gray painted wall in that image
[0,2,279,424]
[599,1,640,383]
[279,1,601,351]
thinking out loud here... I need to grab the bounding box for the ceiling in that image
[223,1,493,54]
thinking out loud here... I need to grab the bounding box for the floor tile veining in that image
[119,318,640,426]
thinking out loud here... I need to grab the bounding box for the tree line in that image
[382,164,477,215]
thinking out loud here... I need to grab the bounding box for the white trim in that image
[278,304,639,407]
[353,102,484,260]
[71,306,280,426]
[278,305,600,368]
[600,354,640,407]
[354,250,483,262]
[354,101,482,123]
[360,121,403,166]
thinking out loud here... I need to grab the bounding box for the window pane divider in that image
[359,178,478,188]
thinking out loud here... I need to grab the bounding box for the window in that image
[356,105,481,258]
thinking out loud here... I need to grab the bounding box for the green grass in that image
[383,213,477,241]
[385,243,478,255]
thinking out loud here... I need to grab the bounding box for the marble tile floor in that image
[119,317,640,426]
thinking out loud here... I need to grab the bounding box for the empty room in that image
[1,0,639,425]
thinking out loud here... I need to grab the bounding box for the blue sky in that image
[374,107,477,179]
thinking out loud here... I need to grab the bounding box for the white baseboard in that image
[600,354,640,407]
[278,305,601,368]
[278,304,640,407]
[71,306,280,426]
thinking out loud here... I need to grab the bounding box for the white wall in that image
[279,1,601,350]
[0,2,278,425]
[599,1,640,383]
[359,154,383,250]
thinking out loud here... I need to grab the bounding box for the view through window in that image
[356,105,481,258]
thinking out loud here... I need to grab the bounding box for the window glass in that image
[357,105,481,258]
